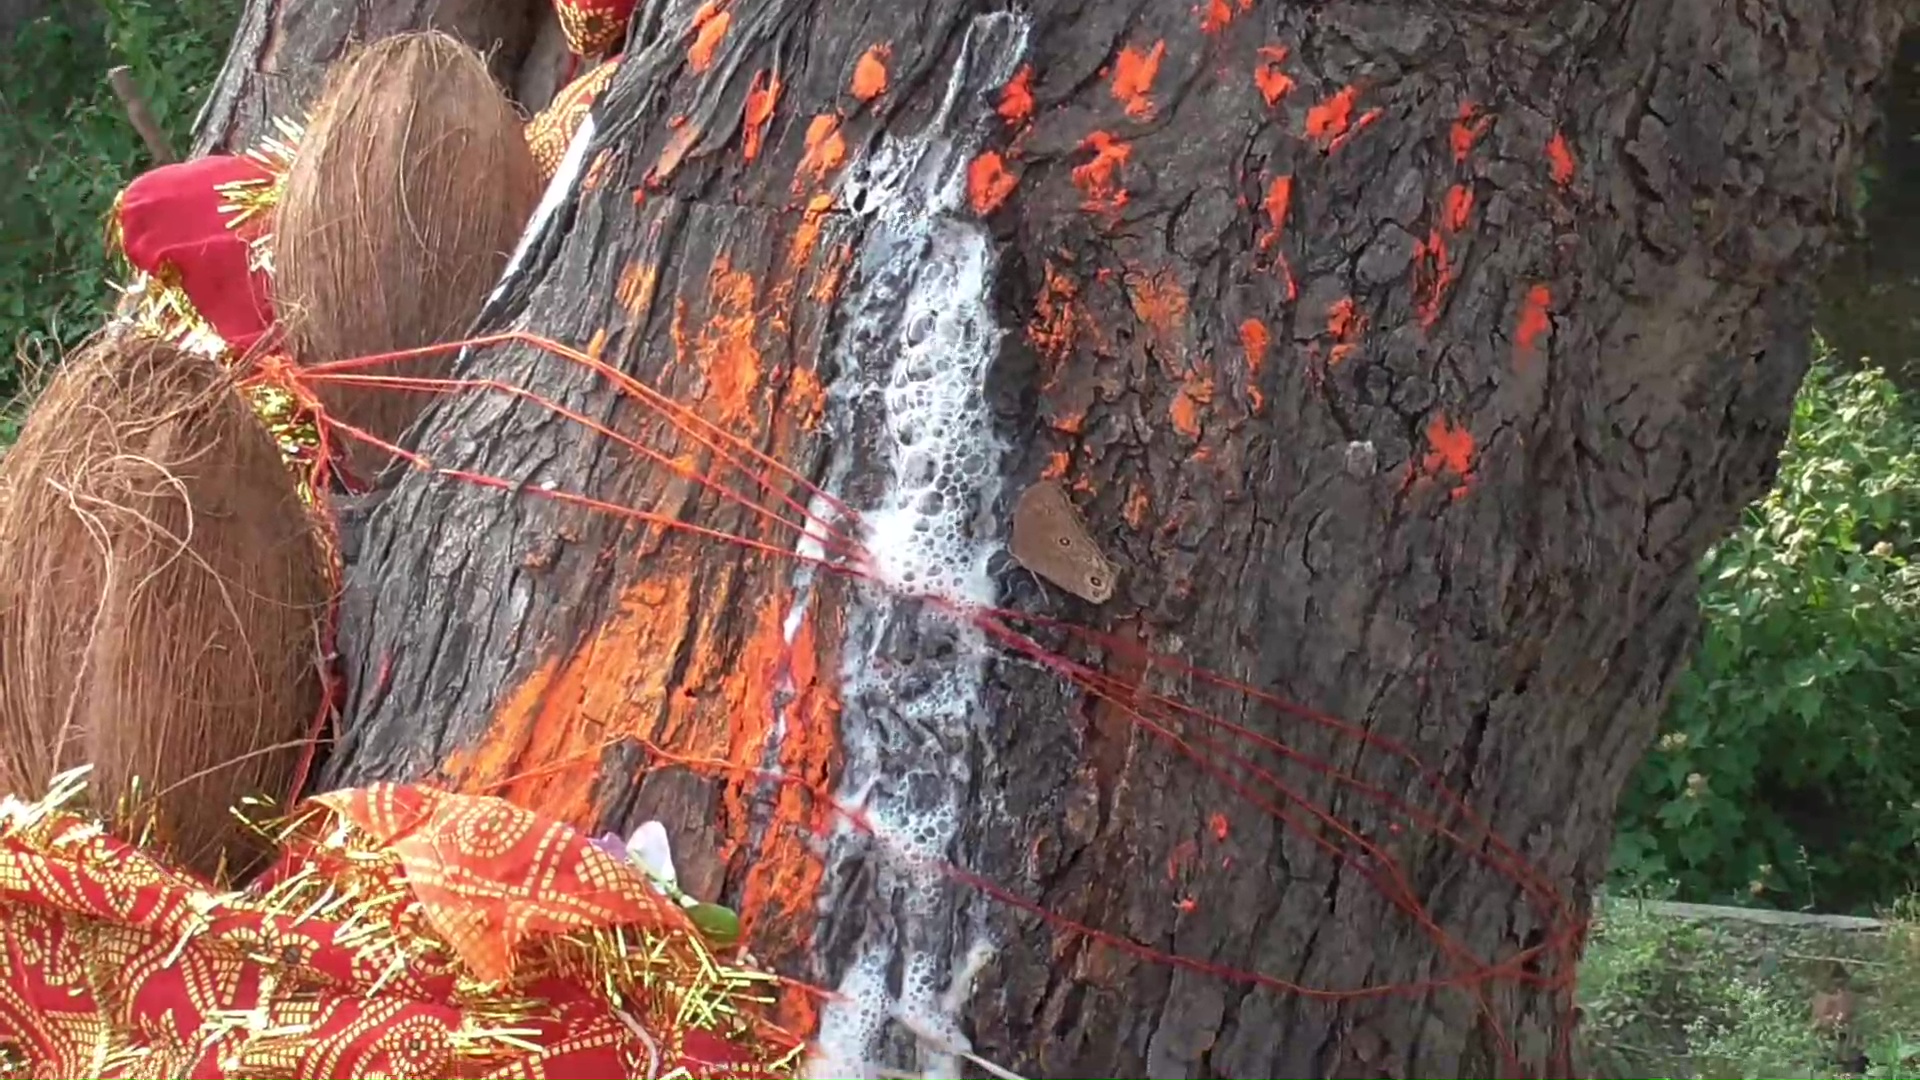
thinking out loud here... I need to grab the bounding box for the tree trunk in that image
[203,0,1907,1076]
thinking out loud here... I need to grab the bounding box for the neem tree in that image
[190,0,1908,1074]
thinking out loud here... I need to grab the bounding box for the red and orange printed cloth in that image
[0,781,800,1078]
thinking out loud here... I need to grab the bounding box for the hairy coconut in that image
[274,31,540,474]
[0,332,330,879]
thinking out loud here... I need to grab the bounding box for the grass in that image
[1580,894,1920,1078]
[0,0,240,431]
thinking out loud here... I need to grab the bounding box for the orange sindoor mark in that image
[1305,85,1358,147]
[796,114,847,191]
[1443,183,1474,233]
[1041,450,1071,480]
[1029,260,1081,368]
[1328,107,1383,154]
[1253,45,1294,107]
[1546,132,1575,187]
[1239,317,1270,413]
[1123,483,1150,528]
[1326,296,1364,365]
[696,259,764,427]
[967,151,1017,215]
[1170,374,1213,438]
[1073,131,1131,214]
[1420,412,1476,499]
[443,572,699,826]
[851,43,890,102]
[1514,284,1552,368]
[1126,269,1190,364]
[1258,175,1298,300]
[1200,0,1232,32]
[1451,100,1491,163]
[741,69,781,161]
[788,193,835,274]
[688,2,730,73]
[998,65,1035,127]
[616,260,660,325]
[1111,41,1166,120]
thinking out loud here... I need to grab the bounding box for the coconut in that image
[273,31,541,475]
[0,332,330,879]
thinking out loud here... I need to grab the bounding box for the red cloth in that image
[117,154,277,352]
[0,783,799,1078]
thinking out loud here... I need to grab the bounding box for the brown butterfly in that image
[1010,480,1117,604]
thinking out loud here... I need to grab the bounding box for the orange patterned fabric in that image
[527,57,621,182]
[0,782,801,1078]
[554,0,635,57]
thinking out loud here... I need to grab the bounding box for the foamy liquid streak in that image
[804,14,1029,1080]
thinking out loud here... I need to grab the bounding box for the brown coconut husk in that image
[0,331,330,880]
[273,31,541,474]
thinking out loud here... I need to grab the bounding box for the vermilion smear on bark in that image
[1262,175,1292,239]
[1239,317,1270,413]
[1305,85,1358,146]
[997,65,1035,126]
[1515,284,1553,366]
[1414,231,1453,329]
[1073,131,1131,213]
[1444,183,1474,232]
[1170,375,1213,438]
[967,152,1017,215]
[1327,107,1383,154]
[1451,99,1491,163]
[741,70,780,161]
[797,114,847,189]
[1253,46,1294,107]
[687,2,729,72]
[1200,0,1233,33]
[1041,450,1070,480]
[850,43,889,102]
[1422,412,1477,498]
[1327,296,1363,364]
[1111,41,1166,120]
[615,260,658,325]
[697,259,763,425]
[1547,132,1576,186]
[1124,484,1150,528]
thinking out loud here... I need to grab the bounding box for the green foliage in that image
[0,0,239,403]
[1613,359,1920,913]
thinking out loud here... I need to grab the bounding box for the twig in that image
[107,66,175,164]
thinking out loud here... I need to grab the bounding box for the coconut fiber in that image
[273,31,541,474]
[0,332,330,880]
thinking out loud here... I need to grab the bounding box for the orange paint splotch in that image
[1240,317,1270,412]
[741,69,781,161]
[1451,100,1491,163]
[1261,175,1293,243]
[1127,270,1190,344]
[1028,260,1081,364]
[797,113,847,187]
[1514,283,1552,366]
[1123,484,1150,529]
[1170,375,1213,438]
[1201,0,1234,33]
[1042,451,1071,480]
[1112,41,1167,120]
[1072,131,1131,214]
[851,43,890,101]
[1546,132,1575,187]
[1254,45,1294,107]
[787,362,827,432]
[696,259,764,426]
[1305,85,1358,147]
[1210,812,1230,841]
[443,572,698,825]
[688,3,730,72]
[1443,183,1474,233]
[1421,413,1475,495]
[998,65,1035,127]
[811,241,854,305]
[616,260,659,323]
[788,193,835,273]
[1050,408,1086,435]
[1327,296,1360,340]
[1328,106,1383,154]
[967,151,1018,215]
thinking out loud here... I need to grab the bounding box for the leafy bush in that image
[1613,359,1920,913]
[0,0,239,402]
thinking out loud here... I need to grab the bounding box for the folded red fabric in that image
[117,154,277,352]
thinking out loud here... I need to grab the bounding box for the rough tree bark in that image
[200,0,1907,1077]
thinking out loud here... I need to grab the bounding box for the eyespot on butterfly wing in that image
[1009,479,1117,604]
